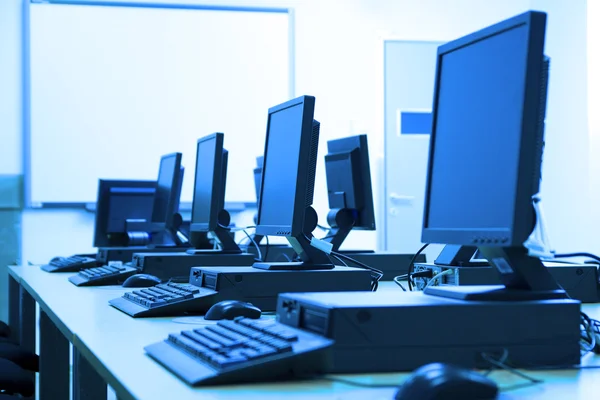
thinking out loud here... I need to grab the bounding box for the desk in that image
[7,265,600,400]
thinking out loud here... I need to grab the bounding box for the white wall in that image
[529,0,591,254]
[1,0,591,263]
[589,0,600,253]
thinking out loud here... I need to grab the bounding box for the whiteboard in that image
[28,2,292,206]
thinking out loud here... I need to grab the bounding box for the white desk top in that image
[8,265,600,400]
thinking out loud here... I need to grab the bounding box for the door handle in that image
[389,193,414,204]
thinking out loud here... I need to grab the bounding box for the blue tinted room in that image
[0,0,598,399]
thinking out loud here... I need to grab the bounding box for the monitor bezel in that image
[256,95,316,236]
[325,134,376,231]
[190,132,226,233]
[421,11,547,247]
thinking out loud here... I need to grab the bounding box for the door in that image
[383,40,442,256]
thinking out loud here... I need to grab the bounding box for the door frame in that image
[377,38,444,251]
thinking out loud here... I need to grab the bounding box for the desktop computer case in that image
[276,291,580,373]
[413,262,600,303]
[131,252,256,281]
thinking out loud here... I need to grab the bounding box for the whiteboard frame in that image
[23,0,296,210]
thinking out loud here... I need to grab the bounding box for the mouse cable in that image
[407,244,430,291]
[480,350,544,385]
[553,252,600,264]
[315,375,398,389]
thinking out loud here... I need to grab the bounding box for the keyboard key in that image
[194,329,238,348]
[206,325,248,344]
[217,320,264,340]
[181,330,222,351]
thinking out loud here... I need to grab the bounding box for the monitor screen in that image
[191,136,218,226]
[425,24,529,234]
[151,153,181,223]
[258,104,304,229]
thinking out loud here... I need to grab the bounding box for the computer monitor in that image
[151,153,183,228]
[252,156,265,244]
[421,11,562,301]
[254,95,333,270]
[187,132,241,253]
[323,134,376,251]
[124,153,185,246]
[93,180,156,247]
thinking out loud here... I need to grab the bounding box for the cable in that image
[393,276,407,291]
[317,224,330,231]
[330,252,382,292]
[242,229,263,262]
[424,269,453,289]
[407,243,429,291]
[317,376,398,389]
[481,350,544,385]
[263,235,270,262]
[553,252,600,264]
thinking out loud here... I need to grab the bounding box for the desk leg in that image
[73,347,107,400]
[8,276,36,351]
[39,311,69,400]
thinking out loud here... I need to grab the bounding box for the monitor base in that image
[252,261,335,271]
[185,248,242,255]
[424,284,568,301]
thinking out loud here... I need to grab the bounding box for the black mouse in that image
[204,300,262,320]
[122,274,161,288]
[50,256,65,263]
[395,363,499,400]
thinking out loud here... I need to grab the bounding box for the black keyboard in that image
[145,317,333,386]
[69,263,138,286]
[109,282,219,318]
[41,255,97,273]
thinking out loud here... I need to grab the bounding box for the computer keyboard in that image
[145,317,333,386]
[109,282,219,318]
[41,255,97,273]
[68,263,138,287]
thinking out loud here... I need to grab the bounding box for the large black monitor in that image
[187,132,241,253]
[252,156,265,244]
[93,180,156,247]
[254,95,333,270]
[421,11,562,301]
[323,134,376,251]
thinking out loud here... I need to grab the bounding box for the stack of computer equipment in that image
[109,133,258,316]
[275,10,581,374]
[114,96,374,318]
[144,11,581,385]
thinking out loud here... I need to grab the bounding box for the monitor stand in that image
[424,246,568,301]
[185,223,242,255]
[253,234,334,270]
[434,244,489,267]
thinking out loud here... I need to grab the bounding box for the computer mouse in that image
[50,256,65,263]
[204,300,262,321]
[395,363,499,400]
[122,274,161,288]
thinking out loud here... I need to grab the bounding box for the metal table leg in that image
[39,310,69,400]
[73,346,108,400]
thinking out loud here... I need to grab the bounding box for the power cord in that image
[263,235,270,262]
[553,252,600,264]
[407,244,430,291]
